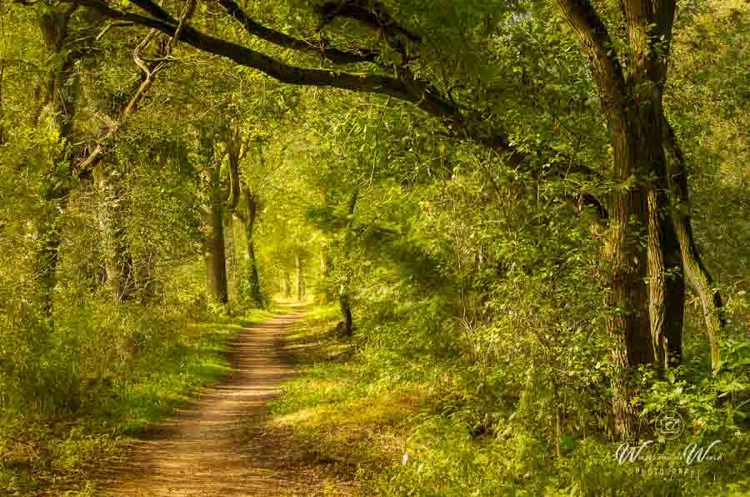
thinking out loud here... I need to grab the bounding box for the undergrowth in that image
[0,304,277,496]
[271,305,749,497]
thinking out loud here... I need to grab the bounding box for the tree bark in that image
[663,120,723,372]
[295,253,305,301]
[338,189,358,337]
[319,240,328,305]
[339,289,353,337]
[606,117,652,440]
[557,0,683,439]
[0,63,6,146]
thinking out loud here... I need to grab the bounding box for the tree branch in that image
[316,1,421,42]
[69,0,606,215]
[76,29,173,173]
[557,0,627,118]
[71,0,459,118]
[216,0,376,64]
[662,117,724,371]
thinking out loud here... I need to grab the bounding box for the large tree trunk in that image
[204,205,228,304]
[606,117,653,439]
[607,102,685,437]
[557,0,685,439]
[35,8,80,319]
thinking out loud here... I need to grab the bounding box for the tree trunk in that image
[202,161,229,305]
[556,0,685,438]
[642,105,685,370]
[133,249,158,302]
[319,240,328,305]
[93,164,135,303]
[606,117,652,440]
[337,189,359,337]
[204,206,228,304]
[339,288,353,337]
[35,9,81,319]
[662,120,723,372]
[0,63,6,146]
[242,188,263,307]
[295,253,304,301]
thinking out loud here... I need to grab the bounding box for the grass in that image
[0,307,278,496]
[268,305,427,491]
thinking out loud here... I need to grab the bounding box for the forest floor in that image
[91,307,355,497]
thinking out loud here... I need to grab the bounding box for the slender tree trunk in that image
[319,240,328,305]
[0,63,6,146]
[641,102,685,370]
[133,249,158,302]
[295,253,304,301]
[35,9,80,319]
[663,121,723,371]
[241,188,263,307]
[339,288,353,337]
[337,189,359,337]
[225,216,236,298]
[202,159,229,305]
[93,164,135,303]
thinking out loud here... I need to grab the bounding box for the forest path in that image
[97,308,350,497]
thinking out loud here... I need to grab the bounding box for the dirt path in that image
[96,310,351,497]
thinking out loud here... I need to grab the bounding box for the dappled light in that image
[0,0,748,496]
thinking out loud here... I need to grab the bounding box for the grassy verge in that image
[268,305,424,494]
[0,307,278,496]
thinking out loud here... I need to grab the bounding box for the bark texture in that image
[558,0,683,438]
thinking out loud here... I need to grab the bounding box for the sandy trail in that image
[96,310,347,497]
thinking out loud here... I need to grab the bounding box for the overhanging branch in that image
[70,0,458,119]
[216,0,377,64]
[67,0,606,215]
